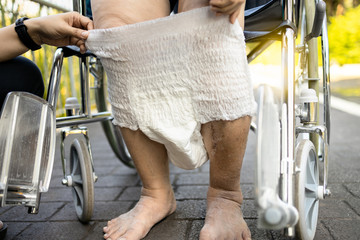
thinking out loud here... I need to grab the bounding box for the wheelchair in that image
[245,0,331,239]
[0,0,331,239]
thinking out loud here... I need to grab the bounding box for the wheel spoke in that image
[305,183,317,194]
[307,157,316,185]
[72,175,83,185]
[305,198,314,223]
[73,185,84,207]
[71,154,79,175]
[306,198,319,230]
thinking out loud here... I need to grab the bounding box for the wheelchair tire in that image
[69,138,94,223]
[295,139,320,240]
[92,59,134,168]
[255,84,281,196]
[255,84,291,229]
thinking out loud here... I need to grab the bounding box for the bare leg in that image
[103,128,176,240]
[200,117,252,240]
[90,2,176,239]
[178,1,250,238]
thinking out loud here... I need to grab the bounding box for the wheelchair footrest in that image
[257,190,299,230]
[0,92,56,209]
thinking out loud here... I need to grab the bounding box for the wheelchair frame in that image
[0,0,331,239]
[246,0,331,239]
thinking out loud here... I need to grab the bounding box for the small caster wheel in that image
[295,140,320,240]
[70,139,94,223]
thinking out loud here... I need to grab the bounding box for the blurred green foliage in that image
[0,0,87,116]
[328,5,360,65]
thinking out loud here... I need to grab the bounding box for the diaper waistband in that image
[86,7,242,54]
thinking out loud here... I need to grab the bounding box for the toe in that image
[199,226,215,240]
[108,227,126,240]
[108,219,116,226]
[104,232,112,240]
[117,226,148,240]
[242,229,252,240]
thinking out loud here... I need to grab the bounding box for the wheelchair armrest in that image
[61,45,96,58]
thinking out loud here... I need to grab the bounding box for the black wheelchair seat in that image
[245,0,282,32]
[244,0,299,42]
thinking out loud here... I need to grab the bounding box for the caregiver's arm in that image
[0,12,93,62]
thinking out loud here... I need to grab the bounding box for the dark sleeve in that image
[169,0,178,12]
[0,56,44,106]
[86,0,93,18]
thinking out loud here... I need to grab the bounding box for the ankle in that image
[141,186,175,203]
[141,185,173,194]
[207,186,243,205]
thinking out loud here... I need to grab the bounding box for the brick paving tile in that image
[0,202,64,222]
[14,222,95,240]
[321,219,360,240]
[144,219,190,240]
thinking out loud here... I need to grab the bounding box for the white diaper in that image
[85,7,256,169]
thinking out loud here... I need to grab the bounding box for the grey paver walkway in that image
[1,106,359,240]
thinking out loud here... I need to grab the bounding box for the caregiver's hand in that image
[210,0,245,24]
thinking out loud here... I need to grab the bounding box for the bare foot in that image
[200,187,251,240]
[103,187,176,240]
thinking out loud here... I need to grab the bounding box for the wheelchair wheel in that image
[92,59,134,168]
[255,84,281,195]
[254,84,299,229]
[69,139,94,223]
[295,139,320,240]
